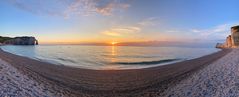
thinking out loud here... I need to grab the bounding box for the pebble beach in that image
[0,48,237,97]
[0,59,69,96]
[164,49,239,97]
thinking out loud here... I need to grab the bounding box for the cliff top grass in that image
[232,25,239,29]
[0,36,13,43]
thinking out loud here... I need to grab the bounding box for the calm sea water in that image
[0,45,220,70]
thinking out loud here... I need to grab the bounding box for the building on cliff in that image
[216,25,239,48]
[3,36,38,45]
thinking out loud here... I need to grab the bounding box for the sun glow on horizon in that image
[111,41,118,45]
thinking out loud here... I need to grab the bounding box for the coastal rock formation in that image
[216,25,239,48]
[0,36,12,43]
[1,36,38,45]
[231,26,239,47]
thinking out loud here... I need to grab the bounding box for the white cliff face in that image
[226,35,232,47]
[3,37,38,45]
[216,26,239,48]
[231,26,239,48]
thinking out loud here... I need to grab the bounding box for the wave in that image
[113,59,180,65]
[102,54,161,58]
[57,58,77,63]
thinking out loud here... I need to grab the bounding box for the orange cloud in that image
[102,31,121,36]
[102,26,141,37]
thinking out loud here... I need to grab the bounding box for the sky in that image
[0,0,238,46]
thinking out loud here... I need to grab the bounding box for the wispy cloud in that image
[191,22,239,38]
[63,0,130,17]
[191,29,201,33]
[138,17,159,26]
[162,22,239,42]
[102,26,141,36]
[166,30,181,33]
[102,17,159,37]
[95,2,130,16]
[8,0,130,18]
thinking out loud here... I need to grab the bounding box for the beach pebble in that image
[163,49,239,97]
[0,59,73,97]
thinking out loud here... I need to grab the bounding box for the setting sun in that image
[111,41,118,45]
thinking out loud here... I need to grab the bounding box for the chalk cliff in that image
[1,36,38,45]
[216,25,239,48]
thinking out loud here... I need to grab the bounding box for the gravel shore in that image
[0,59,70,96]
[163,49,239,97]
[0,48,231,97]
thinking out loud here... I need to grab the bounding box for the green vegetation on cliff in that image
[0,36,13,43]
[0,36,38,45]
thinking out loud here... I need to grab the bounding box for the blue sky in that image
[0,0,238,45]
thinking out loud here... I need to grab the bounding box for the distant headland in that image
[0,36,38,45]
[216,25,239,48]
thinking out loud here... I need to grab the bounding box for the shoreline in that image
[0,48,231,96]
[0,45,220,70]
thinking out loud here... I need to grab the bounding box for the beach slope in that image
[163,48,239,97]
[0,49,231,96]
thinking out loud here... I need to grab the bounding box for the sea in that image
[0,45,220,70]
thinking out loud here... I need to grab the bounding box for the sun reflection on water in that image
[104,45,119,70]
[111,45,116,56]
